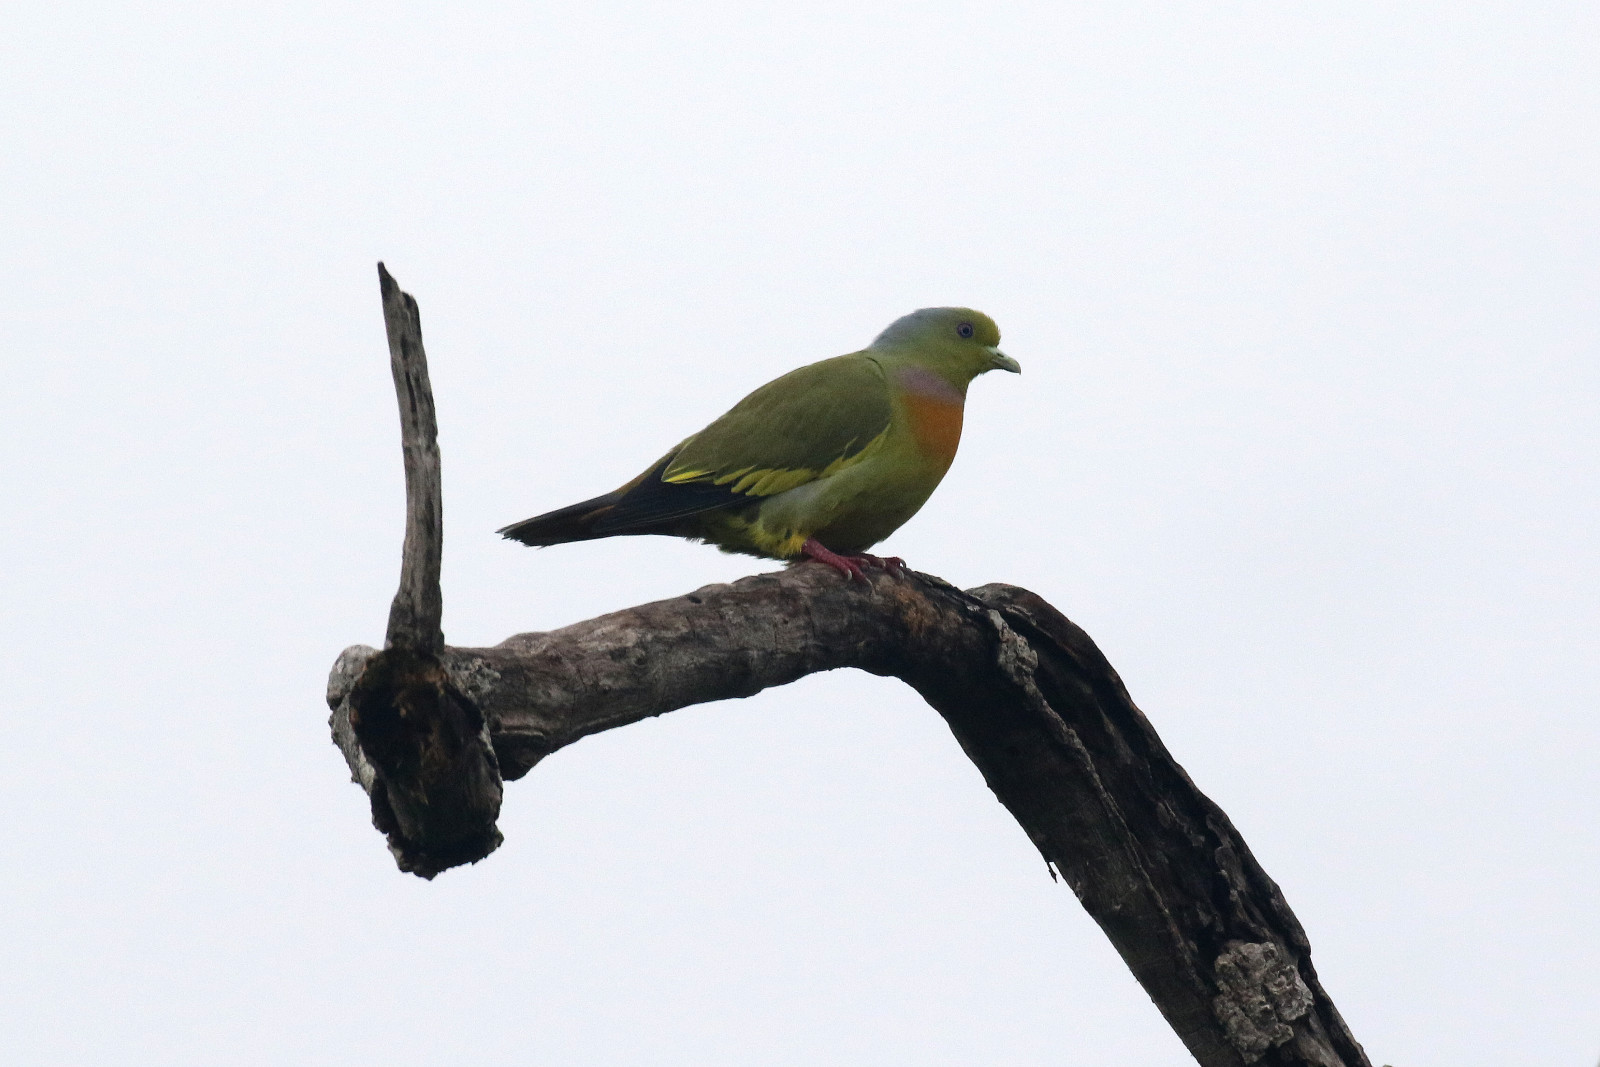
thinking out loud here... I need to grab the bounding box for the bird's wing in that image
[591,355,891,534]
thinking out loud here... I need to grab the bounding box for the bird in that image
[498,307,1020,580]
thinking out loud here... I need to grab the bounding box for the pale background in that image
[3,3,1596,1065]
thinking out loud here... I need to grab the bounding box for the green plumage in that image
[665,356,891,493]
[500,307,1019,566]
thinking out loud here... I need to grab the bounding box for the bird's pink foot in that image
[799,540,907,582]
[799,538,868,582]
[853,552,907,576]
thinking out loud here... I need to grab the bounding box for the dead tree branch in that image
[333,264,503,878]
[326,267,1372,1067]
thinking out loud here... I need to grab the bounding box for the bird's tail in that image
[497,492,624,547]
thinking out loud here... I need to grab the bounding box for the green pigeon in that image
[499,307,1020,580]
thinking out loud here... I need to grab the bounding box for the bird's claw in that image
[855,553,907,576]
[799,539,906,582]
[837,558,869,582]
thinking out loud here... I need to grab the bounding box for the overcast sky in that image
[4,3,1597,1065]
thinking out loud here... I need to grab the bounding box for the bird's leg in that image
[798,540,908,581]
[799,538,869,582]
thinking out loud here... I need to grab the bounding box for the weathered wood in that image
[378,262,443,657]
[328,265,503,878]
[328,565,1369,1066]
[326,267,1370,1063]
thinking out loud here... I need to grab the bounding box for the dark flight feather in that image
[497,455,746,546]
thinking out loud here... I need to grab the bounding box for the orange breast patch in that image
[904,392,964,469]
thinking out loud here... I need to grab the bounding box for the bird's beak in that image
[986,346,1021,374]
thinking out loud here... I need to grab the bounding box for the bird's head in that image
[869,307,1020,386]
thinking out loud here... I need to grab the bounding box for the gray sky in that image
[4,3,1597,1064]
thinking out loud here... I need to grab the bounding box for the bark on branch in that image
[335,264,503,877]
[326,267,1372,1067]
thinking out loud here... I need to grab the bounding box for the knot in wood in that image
[987,608,1039,685]
[1211,939,1313,1063]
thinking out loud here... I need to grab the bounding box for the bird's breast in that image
[895,366,965,469]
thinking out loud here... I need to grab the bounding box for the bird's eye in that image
[957,322,974,339]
